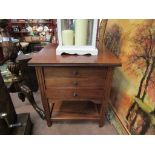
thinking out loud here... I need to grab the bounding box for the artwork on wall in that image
[104,19,155,135]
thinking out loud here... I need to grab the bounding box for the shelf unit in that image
[9,19,57,43]
[11,21,53,24]
[7,19,57,53]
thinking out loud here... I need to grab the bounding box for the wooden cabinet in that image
[0,72,32,135]
[28,43,121,127]
[0,72,17,134]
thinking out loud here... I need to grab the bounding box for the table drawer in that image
[45,77,105,88]
[44,67,107,78]
[45,88,104,100]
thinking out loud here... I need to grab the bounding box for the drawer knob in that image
[73,92,78,97]
[73,81,78,86]
[73,71,79,76]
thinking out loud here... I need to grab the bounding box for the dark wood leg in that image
[19,84,45,119]
[99,119,104,127]
[8,81,45,120]
[7,60,45,120]
[0,72,32,135]
[47,119,52,127]
[99,121,104,127]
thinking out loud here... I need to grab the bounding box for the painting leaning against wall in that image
[104,19,155,135]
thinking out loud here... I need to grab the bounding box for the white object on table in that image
[75,19,88,45]
[56,19,98,55]
[62,30,74,45]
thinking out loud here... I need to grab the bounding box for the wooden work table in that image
[28,43,121,127]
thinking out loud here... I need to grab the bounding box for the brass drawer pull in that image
[73,71,79,76]
[73,92,78,97]
[73,81,78,86]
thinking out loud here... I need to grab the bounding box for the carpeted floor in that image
[10,92,118,135]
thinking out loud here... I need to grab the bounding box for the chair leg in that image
[20,84,45,120]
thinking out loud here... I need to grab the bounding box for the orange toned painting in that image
[105,19,155,135]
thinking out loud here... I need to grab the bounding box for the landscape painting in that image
[104,19,155,135]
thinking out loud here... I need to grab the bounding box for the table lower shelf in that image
[49,100,101,122]
[51,114,100,121]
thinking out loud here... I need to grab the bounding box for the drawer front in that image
[45,88,104,100]
[44,67,106,88]
[44,67,107,78]
[45,77,105,88]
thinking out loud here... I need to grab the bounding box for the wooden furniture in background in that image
[7,53,45,119]
[0,38,45,119]
[0,46,4,63]
[28,43,121,127]
[8,19,56,42]
[0,72,32,135]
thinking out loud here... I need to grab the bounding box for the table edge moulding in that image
[28,43,121,127]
